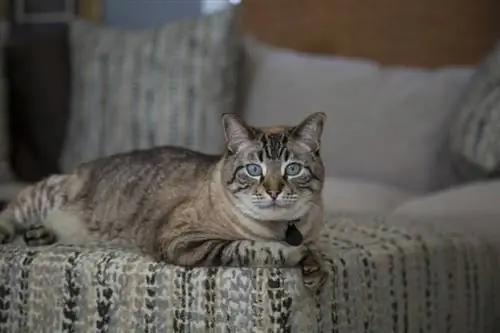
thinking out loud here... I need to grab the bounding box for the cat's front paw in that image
[301,247,329,292]
[23,225,57,246]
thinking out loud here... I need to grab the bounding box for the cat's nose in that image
[263,175,284,200]
[266,189,281,200]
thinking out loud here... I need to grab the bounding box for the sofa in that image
[1,4,500,333]
[1,212,498,332]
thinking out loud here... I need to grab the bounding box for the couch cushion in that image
[0,213,497,332]
[61,9,243,172]
[449,43,500,180]
[243,38,474,192]
[392,180,500,217]
[322,177,417,213]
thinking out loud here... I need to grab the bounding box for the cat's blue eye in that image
[285,162,302,176]
[245,163,263,177]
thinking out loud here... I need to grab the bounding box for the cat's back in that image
[75,146,221,200]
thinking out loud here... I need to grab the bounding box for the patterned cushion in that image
[0,213,498,332]
[61,9,242,172]
[0,22,13,182]
[449,43,500,179]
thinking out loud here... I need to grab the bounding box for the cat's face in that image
[220,113,326,222]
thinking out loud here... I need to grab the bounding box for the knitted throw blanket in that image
[0,213,498,332]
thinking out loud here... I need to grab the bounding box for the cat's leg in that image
[0,174,84,245]
[299,243,329,291]
[219,240,329,291]
[158,235,328,291]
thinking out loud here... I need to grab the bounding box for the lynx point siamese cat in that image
[0,112,328,290]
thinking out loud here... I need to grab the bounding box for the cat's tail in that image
[0,174,83,243]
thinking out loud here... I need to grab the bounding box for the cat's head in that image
[220,112,326,221]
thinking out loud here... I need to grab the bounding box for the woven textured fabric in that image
[61,9,242,172]
[0,213,498,332]
[449,43,500,179]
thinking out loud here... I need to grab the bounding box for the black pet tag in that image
[285,223,303,246]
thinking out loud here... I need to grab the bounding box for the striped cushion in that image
[449,43,500,179]
[61,9,242,172]
[0,213,498,332]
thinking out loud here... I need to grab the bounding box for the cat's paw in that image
[215,240,309,268]
[301,247,329,292]
[23,225,57,246]
[277,243,309,266]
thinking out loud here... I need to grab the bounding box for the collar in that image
[285,220,303,246]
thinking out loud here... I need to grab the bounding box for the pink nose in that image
[266,189,280,200]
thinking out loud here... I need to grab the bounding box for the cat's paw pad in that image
[23,225,57,246]
[301,249,329,292]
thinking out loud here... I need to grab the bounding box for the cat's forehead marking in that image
[258,130,289,160]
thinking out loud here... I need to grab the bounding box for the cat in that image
[0,112,328,290]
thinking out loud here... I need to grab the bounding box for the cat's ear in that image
[291,112,326,151]
[221,113,255,153]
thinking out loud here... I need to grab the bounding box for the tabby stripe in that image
[297,184,314,191]
[10,175,70,232]
[277,146,286,159]
[185,240,216,265]
[304,166,321,181]
[183,239,231,266]
[130,168,162,223]
[283,148,290,161]
[206,241,232,266]
[265,145,273,159]
[257,150,264,162]
[227,165,244,185]
[230,183,250,193]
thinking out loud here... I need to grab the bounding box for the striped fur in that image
[0,113,328,289]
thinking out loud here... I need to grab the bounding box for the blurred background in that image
[0,2,500,331]
[0,0,499,194]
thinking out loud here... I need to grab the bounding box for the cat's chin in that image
[229,196,311,222]
[240,204,308,223]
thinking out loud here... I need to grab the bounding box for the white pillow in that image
[322,177,417,213]
[243,37,474,193]
[390,181,500,252]
[61,10,240,172]
[392,180,500,217]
